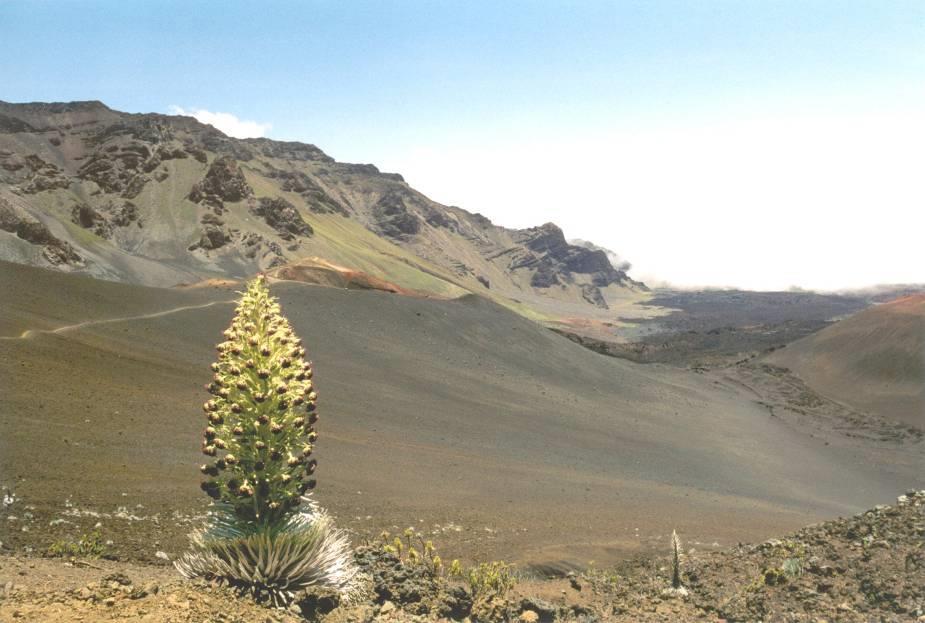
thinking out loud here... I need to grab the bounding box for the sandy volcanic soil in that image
[0,261,922,574]
[767,294,925,429]
[2,491,923,622]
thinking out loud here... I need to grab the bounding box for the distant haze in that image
[375,107,925,292]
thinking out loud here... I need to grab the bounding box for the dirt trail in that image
[0,300,235,340]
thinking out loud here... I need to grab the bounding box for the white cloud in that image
[379,107,925,291]
[168,105,271,138]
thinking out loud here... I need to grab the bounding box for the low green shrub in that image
[47,529,108,558]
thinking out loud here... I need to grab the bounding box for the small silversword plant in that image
[671,529,683,588]
[176,276,358,605]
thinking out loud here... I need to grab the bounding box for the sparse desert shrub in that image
[466,561,516,600]
[47,529,108,559]
[175,276,358,606]
[781,557,803,580]
[377,527,445,576]
[582,563,620,593]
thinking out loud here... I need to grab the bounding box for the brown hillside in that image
[767,294,925,427]
[2,261,920,570]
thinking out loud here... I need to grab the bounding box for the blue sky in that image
[2,1,923,289]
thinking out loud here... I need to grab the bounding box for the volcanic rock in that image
[188,156,252,210]
[372,191,421,239]
[250,196,313,240]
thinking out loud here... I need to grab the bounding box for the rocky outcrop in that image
[0,196,81,265]
[106,200,140,227]
[77,142,155,198]
[240,232,285,267]
[580,284,609,309]
[263,167,348,216]
[71,200,141,239]
[71,204,110,238]
[14,154,71,194]
[513,223,636,293]
[0,114,36,133]
[185,147,208,163]
[250,196,313,240]
[246,138,333,163]
[188,224,230,251]
[188,156,252,211]
[372,191,421,239]
[530,262,560,288]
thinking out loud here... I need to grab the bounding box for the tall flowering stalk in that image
[177,276,358,605]
[199,275,318,525]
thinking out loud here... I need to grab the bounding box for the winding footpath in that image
[0,300,235,341]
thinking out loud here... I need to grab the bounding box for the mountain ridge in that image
[0,99,647,325]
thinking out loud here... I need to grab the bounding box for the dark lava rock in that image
[248,138,333,163]
[353,546,444,613]
[0,200,20,232]
[519,597,558,622]
[41,242,82,266]
[0,114,36,133]
[72,143,160,198]
[302,188,349,216]
[141,154,162,173]
[16,154,71,194]
[200,212,224,226]
[341,163,381,176]
[373,191,421,239]
[580,284,609,309]
[185,147,208,163]
[71,201,140,238]
[265,168,348,216]
[121,174,147,199]
[251,196,313,240]
[77,152,148,197]
[71,204,112,238]
[128,118,175,145]
[519,222,571,256]
[155,146,187,161]
[108,201,140,227]
[200,134,255,161]
[422,205,456,230]
[188,224,230,251]
[514,222,633,294]
[188,156,252,208]
[438,585,473,620]
[0,199,82,265]
[22,174,70,194]
[530,262,560,288]
[238,232,286,265]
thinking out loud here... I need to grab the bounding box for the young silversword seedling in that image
[176,276,358,606]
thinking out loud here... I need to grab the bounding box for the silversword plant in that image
[671,529,683,588]
[176,276,358,605]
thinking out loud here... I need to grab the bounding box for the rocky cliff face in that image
[0,100,645,321]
